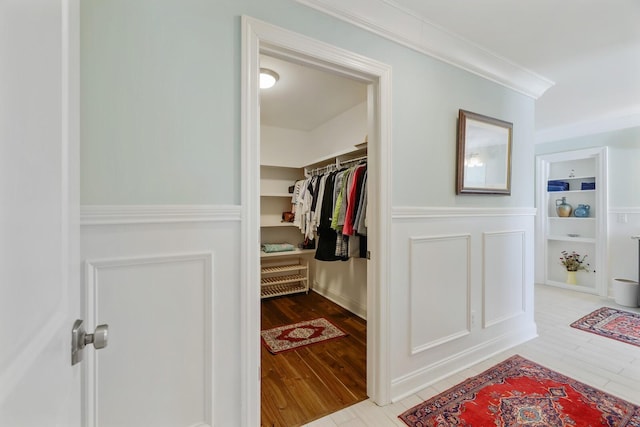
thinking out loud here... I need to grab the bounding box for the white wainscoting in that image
[483,230,526,328]
[607,207,640,293]
[390,207,537,401]
[85,253,213,427]
[81,205,537,415]
[409,234,471,355]
[81,204,241,225]
[80,205,241,426]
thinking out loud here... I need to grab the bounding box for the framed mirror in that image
[456,109,513,195]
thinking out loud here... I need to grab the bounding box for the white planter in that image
[612,278,639,307]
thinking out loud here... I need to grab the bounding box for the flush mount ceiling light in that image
[259,68,279,89]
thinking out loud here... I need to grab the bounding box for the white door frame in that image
[241,16,392,426]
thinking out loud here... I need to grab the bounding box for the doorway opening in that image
[241,16,392,427]
[258,52,369,425]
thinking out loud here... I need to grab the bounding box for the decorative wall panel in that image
[409,234,471,354]
[85,253,214,427]
[390,208,536,400]
[483,231,525,328]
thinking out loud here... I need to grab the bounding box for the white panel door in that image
[0,0,80,425]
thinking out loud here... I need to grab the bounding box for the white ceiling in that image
[262,0,640,139]
[260,55,366,131]
[390,0,640,135]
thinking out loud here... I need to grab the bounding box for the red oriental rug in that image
[261,317,347,354]
[570,307,640,347]
[398,355,640,426]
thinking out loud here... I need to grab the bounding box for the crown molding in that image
[296,0,554,99]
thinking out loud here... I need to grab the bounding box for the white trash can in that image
[612,278,639,307]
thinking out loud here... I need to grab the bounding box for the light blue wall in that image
[536,126,640,207]
[80,0,535,206]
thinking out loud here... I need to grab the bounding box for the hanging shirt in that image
[315,172,341,262]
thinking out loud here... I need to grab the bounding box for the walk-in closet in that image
[259,54,370,426]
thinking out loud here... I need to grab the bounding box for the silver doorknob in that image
[71,319,109,365]
[85,324,109,350]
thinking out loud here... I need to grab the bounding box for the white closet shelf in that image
[548,175,595,181]
[261,282,308,298]
[261,274,306,286]
[261,193,293,198]
[260,256,310,299]
[261,264,308,274]
[547,235,595,243]
[260,248,315,259]
[260,221,298,228]
[260,164,301,170]
[303,145,367,170]
[548,217,595,221]
[547,189,595,194]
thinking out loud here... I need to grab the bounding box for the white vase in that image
[566,271,577,285]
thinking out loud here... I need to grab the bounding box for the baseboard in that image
[311,284,367,320]
[390,324,538,402]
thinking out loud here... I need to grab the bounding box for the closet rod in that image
[305,154,368,177]
[308,163,337,177]
[337,155,367,168]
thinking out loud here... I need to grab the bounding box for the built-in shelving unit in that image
[260,165,311,298]
[260,255,310,298]
[260,165,301,228]
[536,147,608,295]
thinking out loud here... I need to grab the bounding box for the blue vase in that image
[574,204,590,217]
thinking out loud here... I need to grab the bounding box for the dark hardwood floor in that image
[261,291,367,427]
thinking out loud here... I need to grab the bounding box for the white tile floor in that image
[304,284,640,426]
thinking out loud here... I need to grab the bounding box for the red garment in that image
[342,165,366,236]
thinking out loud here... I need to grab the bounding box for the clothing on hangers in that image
[298,159,368,261]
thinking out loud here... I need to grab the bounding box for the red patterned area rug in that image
[571,307,640,347]
[398,355,640,427]
[261,317,347,354]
